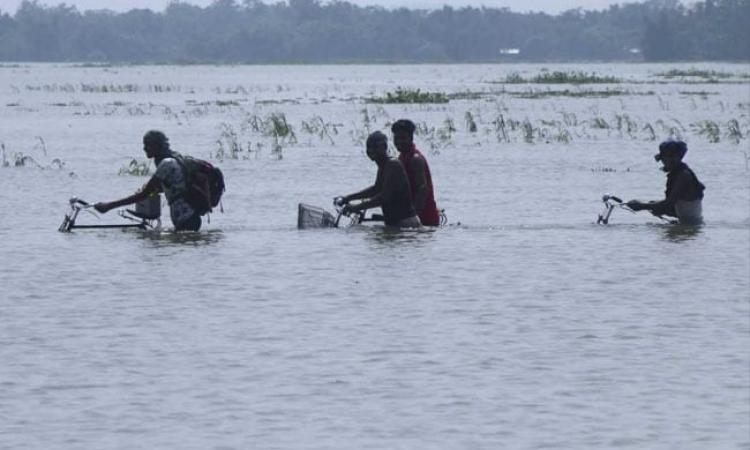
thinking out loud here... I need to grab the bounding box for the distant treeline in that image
[0,0,748,63]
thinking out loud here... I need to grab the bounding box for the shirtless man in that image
[337,131,421,228]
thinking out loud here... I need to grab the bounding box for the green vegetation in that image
[726,119,743,144]
[118,158,151,176]
[693,120,722,143]
[679,91,719,96]
[511,89,652,99]
[499,71,621,85]
[23,83,181,93]
[366,88,449,104]
[2,140,65,170]
[657,69,734,79]
[301,116,339,146]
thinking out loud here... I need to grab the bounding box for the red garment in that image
[399,145,440,226]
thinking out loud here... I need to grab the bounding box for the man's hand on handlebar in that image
[94,202,113,214]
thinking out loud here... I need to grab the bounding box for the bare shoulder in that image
[408,153,427,171]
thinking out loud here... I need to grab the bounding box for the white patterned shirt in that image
[154,157,196,226]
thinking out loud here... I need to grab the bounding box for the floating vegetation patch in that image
[215,100,241,107]
[24,83,182,93]
[366,88,449,104]
[679,91,719,96]
[447,91,491,101]
[118,158,151,176]
[511,89,653,99]
[657,69,734,79]
[68,63,113,68]
[255,99,301,105]
[497,71,621,85]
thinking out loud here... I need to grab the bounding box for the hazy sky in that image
[0,0,649,15]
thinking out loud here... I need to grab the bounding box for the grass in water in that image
[512,89,652,99]
[657,69,734,79]
[498,71,621,84]
[366,88,449,104]
[118,158,151,176]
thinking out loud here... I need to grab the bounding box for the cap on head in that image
[366,131,388,149]
[391,119,416,136]
[143,130,170,154]
[655,139,687,161]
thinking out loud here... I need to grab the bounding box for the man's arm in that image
[340,167,384,206]
[345,168,390,213]
[95,176,161,213]
[342,185,378,204]
[409,156,428,213]
[628,172,690,216]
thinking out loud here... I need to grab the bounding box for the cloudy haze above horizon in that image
[0,0,652,15]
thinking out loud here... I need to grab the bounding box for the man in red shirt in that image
[391,119,441,226]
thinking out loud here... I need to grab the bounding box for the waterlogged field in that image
[1,63,749,449]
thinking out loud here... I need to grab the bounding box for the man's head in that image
[391,119,416,154]
[365,131,388,163]
[655,139,687,171]
[143,130,170,158]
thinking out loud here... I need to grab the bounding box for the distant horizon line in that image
[0,0,665,16]
[3,59,748,66]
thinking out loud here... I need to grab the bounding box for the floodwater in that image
[1,63,749,449]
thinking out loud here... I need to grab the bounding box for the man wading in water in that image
[95,130,204,231]
[392,119,441,226]
[627,139,705,225]
[336,131,421,228]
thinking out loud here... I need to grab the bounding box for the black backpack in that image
[172,153,225,215]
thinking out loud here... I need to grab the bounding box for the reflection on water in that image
[658,223,704,243]
[357,224,438,246]
[134,229,226,247]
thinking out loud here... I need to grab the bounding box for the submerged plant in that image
[214,122,247,160]
[1,140,64,170]
[265,112,297,144]
[694,120,721,143]
[657,69,733,79]
[118,158,151,176]
[465,111,478,133]
[366,88,449,104]
[726,119,743,144]
[301,115,338,145]
[591,117,610,129]
[642,123,657,141]
[498,71,620,85]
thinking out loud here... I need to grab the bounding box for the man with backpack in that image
[626,139,704,225]
[94,130,224,231]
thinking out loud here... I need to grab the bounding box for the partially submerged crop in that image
[366,88,449,104]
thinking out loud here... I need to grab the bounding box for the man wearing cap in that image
[391,119,441,226]
[627,139,705,225]
[336,131,421,228]
[94,130,203,231]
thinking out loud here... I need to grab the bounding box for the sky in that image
[0,0,650,15]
